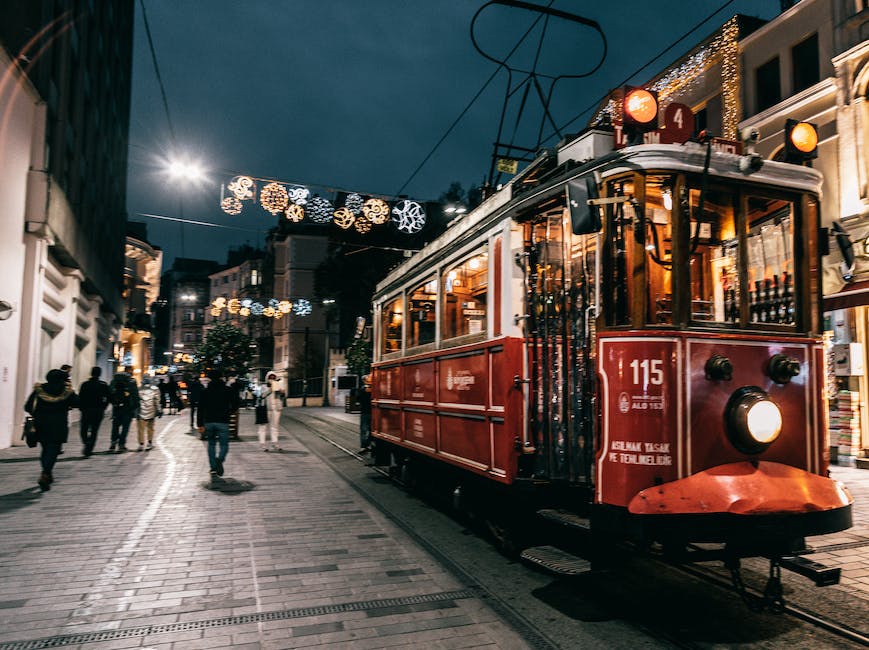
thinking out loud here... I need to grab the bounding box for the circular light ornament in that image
[293,298,312,316]
[354,214,372,234]
[213,297,227,308]
[273,310,284,320]
[362,198,390,225]
[227,298,241,314]
[288,186,310,206]
[210,307,222,317]
[239,307,251,317]
[285,203,305,222]
[221,196,242,215]
[268,298,279,309]
[227,176,256,201]
[724,386,783,454]
[624,88,658,125]
[308,196,334,223]
[277,300,293,314]
[392,200,426,234]
[345,192,364,215]
[333,206,355,229]
[263,306,275,317]
[789,121,818,154]
[260,182,289,215]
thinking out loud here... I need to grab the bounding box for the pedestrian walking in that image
[197,368,240,479]
[136,378,162,451]
[24,369,79,490]
[257,373,284,451]
[358,374,372,453]
[187,375,203,431]
[108,367,139,452]
[78,366,110,457]
[167,377,182,413]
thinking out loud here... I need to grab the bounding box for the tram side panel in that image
[371,337,526,483]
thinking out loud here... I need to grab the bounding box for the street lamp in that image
[165,157,206,258]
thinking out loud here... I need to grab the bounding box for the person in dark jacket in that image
[78,366,111,457]
[187,375,203,431]
[197,368,240,479]
[25,369,79,490]
[108,368,139,452]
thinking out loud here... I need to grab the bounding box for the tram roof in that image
[375,141,823,298]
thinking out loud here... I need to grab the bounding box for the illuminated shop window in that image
[442,248,488,341]
[406,278,437,349]
[381,297,403,354]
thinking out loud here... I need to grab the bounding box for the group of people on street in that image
[22,363,344,489]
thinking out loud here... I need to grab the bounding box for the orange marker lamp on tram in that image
[784,119,818,163]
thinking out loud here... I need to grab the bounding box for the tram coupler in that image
[779,555,841,586]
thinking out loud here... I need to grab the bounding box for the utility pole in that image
[302,326,309,407]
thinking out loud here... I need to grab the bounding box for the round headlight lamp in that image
[724,386,782,454]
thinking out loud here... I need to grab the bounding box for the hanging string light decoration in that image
[210,307,222,317]
[239,306,251,316]
[288,186,310,205]
[260,182,290,215]
[278,300,293,314]
[333,206,355,229]
[285,203,305,222]
[345,192,364,215]
[307,196,334,223]
[392,199,426,234]
[293,298,313,316]
[250,302,265,316]
[263,306,275,317]
[362,198,390,225]
[268,298,279,310]
[227,176,256,201]
[221,196,242,215]
[354,215,372,234]
[227,298,241,314]
[273,310,284,320]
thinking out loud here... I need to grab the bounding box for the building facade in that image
[157,258,219,370]
[0,2,134,448]
[119,222,162,382]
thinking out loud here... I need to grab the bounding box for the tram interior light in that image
[784,119,818,164]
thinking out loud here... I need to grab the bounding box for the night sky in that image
[125,0,780,268]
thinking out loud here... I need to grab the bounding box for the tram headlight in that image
[724,386,782,454]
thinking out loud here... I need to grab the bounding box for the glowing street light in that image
[167,159,205,182]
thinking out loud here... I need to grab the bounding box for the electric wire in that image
[139,0,176,146]
[393,4,554,197]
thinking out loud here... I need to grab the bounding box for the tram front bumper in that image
[626,461,853,541]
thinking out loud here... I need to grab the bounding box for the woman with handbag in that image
[24,368,79,490]
[257,374,284,451]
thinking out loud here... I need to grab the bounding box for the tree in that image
[192,323,254,376]
[346,336,372,378]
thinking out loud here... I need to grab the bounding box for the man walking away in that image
[136,378,162,451]
[109,367,139,452]
[78,366,110,456]
[197,368,240,479]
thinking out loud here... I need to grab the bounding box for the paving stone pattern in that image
[0,412,529,649]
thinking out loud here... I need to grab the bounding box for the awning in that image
[824,279,869,311]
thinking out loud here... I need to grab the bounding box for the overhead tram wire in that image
[393,2,556,197]
[139,0,176,146]
[542,0,738,144]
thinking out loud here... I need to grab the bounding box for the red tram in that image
[369,100,853,601]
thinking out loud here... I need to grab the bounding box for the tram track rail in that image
[287,411,869,648]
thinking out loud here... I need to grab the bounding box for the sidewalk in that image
[0,410,528,649]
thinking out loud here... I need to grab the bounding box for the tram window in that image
[443,249,488,341]
[645,176,675,324]
[745,197,795,325]
[606,179,634,326]
[381,297,403,354]
[686,187,737,325]
[406,278,437,349]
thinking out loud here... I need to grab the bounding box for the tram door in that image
[522,215,596,484]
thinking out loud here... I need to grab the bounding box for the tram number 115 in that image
[630,359,664,386]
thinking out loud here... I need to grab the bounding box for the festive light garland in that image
[219,175,428,234]
[210,296,320,319]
